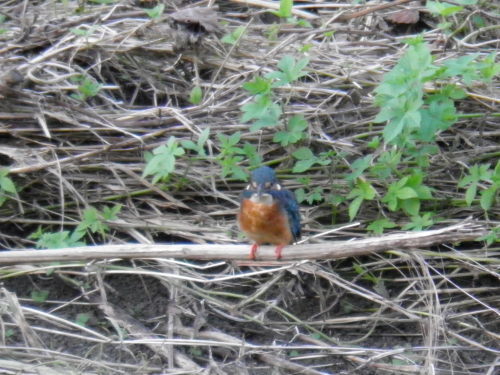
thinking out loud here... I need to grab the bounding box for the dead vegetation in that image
[0,0,499,374]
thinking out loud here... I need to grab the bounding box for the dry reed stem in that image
[0,221,487,265]
[0,0,498,373]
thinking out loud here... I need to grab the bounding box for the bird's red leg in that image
[274,244,285,260]
[249,243,259,260]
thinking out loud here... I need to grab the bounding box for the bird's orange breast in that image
[238,199,293,246]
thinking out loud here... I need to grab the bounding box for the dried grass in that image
[0,0,499,374]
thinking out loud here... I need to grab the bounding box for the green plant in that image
[353,263,387,296]
[0,169,16,207]
[458,161,499,211]
[346,179,377,221]
[295,178,324,204]
[75,313,91,327]
[30,229,84,249]
[30,205,120,249]
[381,173,433,217]
[71,74,102,101]
[31,289,49,303]
[374,38,437,146]
[401,212,436,231]
[189,86,203,105]
[273,114,308,146]
[241,92,282,131]
[291,148,332,173]
[0,14,8,35]
[266,55,309,87]
[369,151,401,179]
[375,37,498,147]
[216,132,261,180]
[241,55,309,131]
[367,218,397,235]
[273,0,293,19]
[345,155,373,182]
[181,128,210,157]
[221,26,245,45]
[70,26,96,37]
[75,205,122,238]
[426,0,478,32]
[479,227,500,246]
[143,137,185,184]
[271,0,312,27]
[144,3,164,19]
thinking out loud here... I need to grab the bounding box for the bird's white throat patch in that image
[249,193,273,205]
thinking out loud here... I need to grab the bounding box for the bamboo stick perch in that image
[0,221,487,265]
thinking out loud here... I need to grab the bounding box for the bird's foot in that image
[249,243,259,260]
[274,244,285,260]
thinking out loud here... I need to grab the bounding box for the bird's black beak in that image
[256,183,263,197]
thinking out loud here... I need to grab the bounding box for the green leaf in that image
[480,187,496,211]
[348,196,363,221]
[242,143,262,167]
[243,77,272,96]
[102,204,122,221]
[292,147,314,160]
[75,313,91,327]
[241,94,282,128]
[454,0,477,4]
[295,188,306,203]
[249,102,282,131]
[426,1,463,17]
[143,137,185,183]
[221,26,245,45]
[402,212,434,231]
[443,54,481,85]
[396,187,418,200]
[295,18,312,28]
[73,75,102,100]
[418,97,457,141]
[401,198,420,216]
[182,128,210,157]
[299,43,313,53]
[273,114,308,146]
[476,53,500,82]
[367,136,380,149]
[292,159,314,173]
[198,128,210,146]
[35,231,84,249]
[70,27,95,37]
[266,55,309,86]
[31,290,49,303]
[189,86,203,104]
[478,228,499,246]
[275,0,293,18]
[80,206,108,234]
[358,180,376,200]
[346,155,372,181]
[367,218,397,235]
[0,174,16,193]
[144,4,165,19]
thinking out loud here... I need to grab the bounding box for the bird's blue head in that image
[244,166,281,204]
[251,166,277,187]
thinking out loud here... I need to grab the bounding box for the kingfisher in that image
[238,166,301,260]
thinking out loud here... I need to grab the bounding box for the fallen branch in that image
[0,221,487,265]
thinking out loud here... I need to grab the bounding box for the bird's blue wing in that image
[271,190,301,241]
